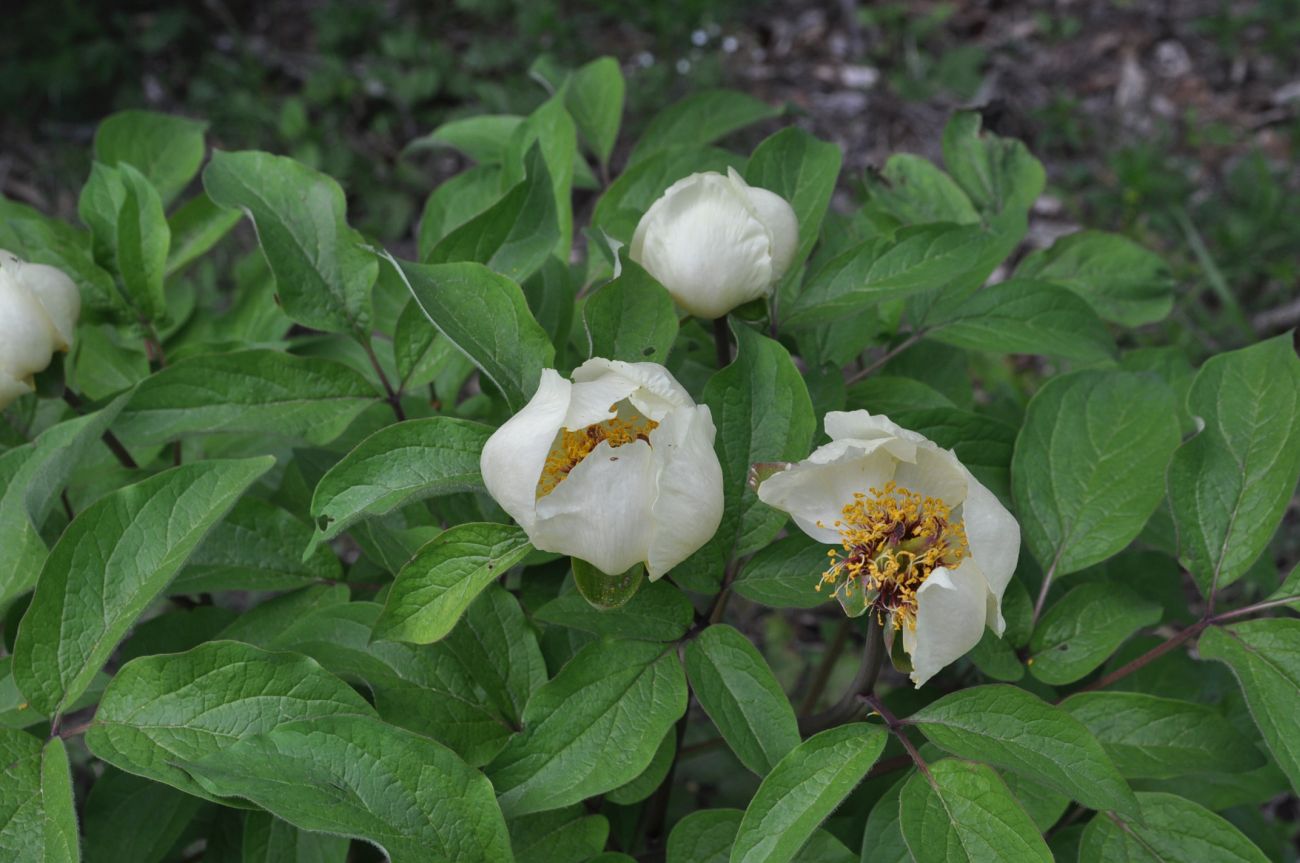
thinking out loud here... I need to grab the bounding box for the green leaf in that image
[95,109,207,206]
[0,396,128,608]
[406,115,523,164]
[566,57,624,167]
[0,215,126,321]
[669,809,853,863]
[501,94,576,255]
[867,153,979,226]
[860,778,912,863]
[1168,336,1300,595]
[374,523,532,644]
[1198,619,1300,794]
[629,90,782,166]
[685,624,801,776]
[899,759,1051,863]
[1015,230,1173,327]
[165,192,241,278]
[308,417,492,551]
[204,149,375,334]
[785,223,1011,329]
[605,729,676,805]
[745,128,842,279]
[730,723,886,863]
[1028,583,1162,685]
[114,162,170,319]
[12,457,273,716]
[113,350,378,446]
[1012,370,1181,577]
[535,580,693,641]
[509,808,609,863]
[582,260,679,363]
[418,165,507,257]
[940,112,1045,216]
[488,638,687,816]
[1059,692,1265,779]
[705,324,815,560]
[732,533,827,609]
[0,730,79,863]
[909,684,1139,816]
[172,496,342,594]
[82,768,203,863]
[86,639,375,802]
[927,278,1116,361]
[426,144,559,283]
[382,256,555,411]
[1079,792,1270,863]
[180,713,514,863]
[240,812,349,863]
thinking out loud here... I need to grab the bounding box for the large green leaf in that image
[1059,692,1265,779]
[113,162,170,319]
[204,149,375,334]
[488,638,687,816]
[239,812,350,863]
[730,723,886,863]
[383,256,554,411]
[181,713,514,863]
[509,807,609,863]
[899,759,1051,863]
[565,56,624,167]
[1198,619,1300,793]
[1012,370,1180,577]
[668,810,853,863]
[406,115,523,164]
[113,350,377,446]
[1015,230,1173,327]
[685,624,801,776]
[308,417,492,551]
[629,90,782,165]
[0,731,79,863]
[12,457,273,716]
[1079,792,1269,862]
[866,153,979,226]
[940,112,1044,216]
[745,127,842,281]
[582,260,679,364]
[1028,583,1162,685]
[374,523,532,644]
[1167,336,1300,595]
[732,533,827,609]
[164,192,241,277]
[82,768,203,863]
[0,396,128,608]
[86,639,375,802]
[927,278,1116,362]
[535,580,694,642]
[859,778,912,863]
[94,109,207,207]
[908,685,1138,816]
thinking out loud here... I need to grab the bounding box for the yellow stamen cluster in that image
[818,481,967,628]
[537,412,658,497]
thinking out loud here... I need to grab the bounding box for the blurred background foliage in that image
[1,0,1296,350]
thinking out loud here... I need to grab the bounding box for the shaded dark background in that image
[2,0,1297,341]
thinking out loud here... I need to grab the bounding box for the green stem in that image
[799,614,885,735]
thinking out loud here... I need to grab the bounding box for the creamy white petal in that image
[0,368,32,410]
[907,562,991,687]
[533,438,657,575]
[646,405,724,579]
[824,410,928,445]
[756,440,901,544]
[960,467,1020,633]
[891,445,968,509]
[20,262,80,350]
[572,358,694,419]
[742,184,799,279]
[479,369,571,533]
[563,373,638,429]
[630,172,774,319]
[0,271,56,379]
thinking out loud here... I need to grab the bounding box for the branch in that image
[361,336,407,422]
[712,316,732,369]
[864,692,929,777]
[800,615,884,735]
[62,389,138,469]
[845,331,924,387]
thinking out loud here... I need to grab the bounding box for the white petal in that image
[960,467,1020,632]
[735,173,799,280]
[907,562,992,687]
[572,358,695,420]
[480,369,571,534]
[0,367,32,410]
[756,439,901,544]
[824,410,928,445]
[0,269,56,379]
[891,445,968,509]
[20,262,80,351]
[646,405,724,579]
[533,438,656,575]
[629,171,774,319]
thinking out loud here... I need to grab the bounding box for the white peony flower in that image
[0,250,81,410]
[756,410,1020,687]
[629,168,798,319]
[480,359,724,579]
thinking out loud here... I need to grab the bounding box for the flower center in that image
[536,405,658,498]
[817,481,967,628]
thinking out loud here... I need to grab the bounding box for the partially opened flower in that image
[480,359,724,579]
[755,410,1019,687]
[630,168,798,319]
[0,250,81,409]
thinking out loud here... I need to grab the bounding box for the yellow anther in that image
[537,409,658,497]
